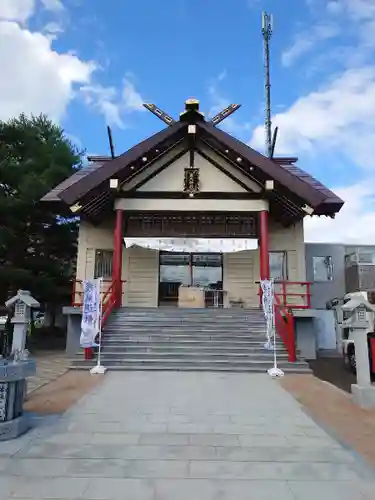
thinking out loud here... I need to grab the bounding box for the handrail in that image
[257,280,312,309]
[275,281,312,309]
[71,279,126,307]
[274,294,296,362]
[101,280,117,327]
[81,279,120,360]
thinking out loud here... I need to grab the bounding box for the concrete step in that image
[70,307,310,374]
[104,328,266,334]
[102,335,269,343]
[102,339,284,346]
[71,365,311,374]
[108,315,265,320]
[104,327,266,333]
[104,324,266,330]
[108,314,265,319]
[99,345,288,354]
[111,308,263,315]
[96,351,292,360]
[70,359,311,373]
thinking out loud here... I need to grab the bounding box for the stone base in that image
[0,414,31,442]
[351,383,375,409]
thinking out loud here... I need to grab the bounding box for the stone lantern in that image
[0,290,38,441]
[5,290,40,353]
[342,298,375,408]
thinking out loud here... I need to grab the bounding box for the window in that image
[269,251,287,281]
[313,256,333,282]
[94,250,113,278]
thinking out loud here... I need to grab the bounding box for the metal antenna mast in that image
[262,11,273,157]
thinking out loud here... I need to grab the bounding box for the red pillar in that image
[259,210,270,280]
[112,209,124,307]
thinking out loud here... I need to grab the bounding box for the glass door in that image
[192,254,223,307]
[159,253,191,306]
[158,252,223,307]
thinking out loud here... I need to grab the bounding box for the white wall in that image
[223,250,260,308]
[75,216,307,308]
[123,247,159,307]
[138,152,248,192]
[269,219,306,281]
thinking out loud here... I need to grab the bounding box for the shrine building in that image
[41,99,344,312]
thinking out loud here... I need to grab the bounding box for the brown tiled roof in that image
[41,162,104,202]
[57,122,185,205]
[279,163,341,207]
[197,121,343,213]
[41,110,344,218]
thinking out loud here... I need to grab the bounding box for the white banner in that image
[80,279,101,348]
[260,279,275,350]
[124,238,258,253]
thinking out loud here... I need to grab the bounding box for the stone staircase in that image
[71,308,311,373]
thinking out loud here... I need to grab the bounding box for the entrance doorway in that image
[158,252,223,306]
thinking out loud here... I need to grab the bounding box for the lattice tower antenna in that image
[262,12,273,157]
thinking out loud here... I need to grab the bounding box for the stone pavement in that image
[26,350,69,394]
[1,372,375,499]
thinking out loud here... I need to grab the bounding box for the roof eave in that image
[197,121,328,209]
[57,122,186,206]
[314,200,344,217]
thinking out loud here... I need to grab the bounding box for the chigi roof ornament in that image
[142,98,241,128]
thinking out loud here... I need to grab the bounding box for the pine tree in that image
[0,113,83,306]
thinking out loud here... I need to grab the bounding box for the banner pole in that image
[90,277,107,375]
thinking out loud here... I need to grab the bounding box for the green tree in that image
[0,113,83,306]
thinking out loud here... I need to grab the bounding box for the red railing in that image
[77,279,122,360]
[101,281,117,327]
[71,279,125,307]
[273,281,312,309]
[258,280,311,362]
[274,294,296,362]
[258,281,312,309]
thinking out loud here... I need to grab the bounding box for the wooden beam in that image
[118,191,265,200]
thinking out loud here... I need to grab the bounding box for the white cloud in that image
[0,0,35,23]
[282,22,339,67]
[346,0,375,21]
[0,0,65,23]
[43,21,64,35]
[81,84,124,128]
[250,64,375,243]
[207,71,251,137]
[252,0,375,245]
[304,180,375,243]
[40,0,65,11]
[0,0,145,127]
[122,78,145,112]
[81,77,145,128]
[326,1,343,15]
[282,0,375,67]
[0,20,94,122]
[251,66,375,162]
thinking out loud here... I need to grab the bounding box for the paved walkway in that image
[27,350,69,394]
[1,372,375,499]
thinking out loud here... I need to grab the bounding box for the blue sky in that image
[1,0,375,242]
[54,0,294,152]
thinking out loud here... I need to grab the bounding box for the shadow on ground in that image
[308,357,356,393]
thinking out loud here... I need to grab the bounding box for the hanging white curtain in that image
[124,238,258,253]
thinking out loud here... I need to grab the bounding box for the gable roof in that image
[42,121,186,205]
[197,122,331,210]
[41,102,344,223]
